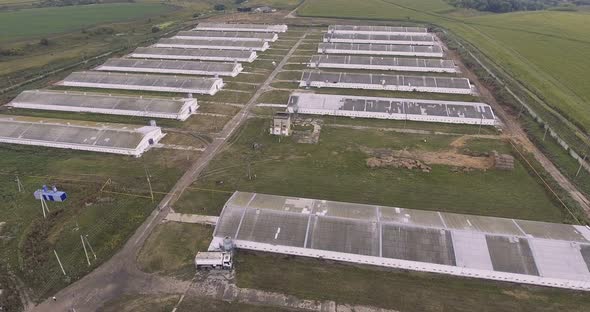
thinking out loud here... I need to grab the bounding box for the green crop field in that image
[298,0,590,134]
[0,3,175,42]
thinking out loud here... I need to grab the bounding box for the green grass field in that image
[180,118,565,222]
[236,251,590,312]
[0,3,175,42]
[298,0,590,136]
[0,143,193,303]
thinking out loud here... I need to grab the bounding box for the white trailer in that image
[195,252,233,270]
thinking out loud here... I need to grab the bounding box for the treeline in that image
[446,0,580,13]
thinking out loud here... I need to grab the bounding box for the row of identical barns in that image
[3,22,287,157]
[287,24,496,126]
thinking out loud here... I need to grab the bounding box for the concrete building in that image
[0,115,163,157]
[154,38,269,51]
[286,92,495,126]
[270,112,291,136]
[323,33,437,46]
[318,43,443,57]
[194,22,287,33]
[328,25,428,36]
[211,191,590,291]
[9,90,198,121]
[309,55,458,73]
[56,72,224,95]
[300,71,474,95]
[175,31,278,42]
[128,47,257,63]
[95,58,243,77]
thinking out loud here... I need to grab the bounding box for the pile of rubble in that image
[492,150,515,170]
[366,156,432,173]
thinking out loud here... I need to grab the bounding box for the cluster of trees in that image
[446,0,577,13]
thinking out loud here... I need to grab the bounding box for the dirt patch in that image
[292,118,322,144]
[364,148,494,171]
[367,156,432,172]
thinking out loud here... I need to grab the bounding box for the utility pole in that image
[84,235,97,260]
[575,154,587,178]
[145,168,154,203]
[40,197,49,218]
[81,235,90,266]
[15,176,24,193]
[54,249,67,277]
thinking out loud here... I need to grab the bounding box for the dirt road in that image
[29,31,309,312]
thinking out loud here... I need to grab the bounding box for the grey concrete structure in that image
[175,31,278,42]
[323,33,437,46]
[194,22,287,33]
[8,90,198,120]
[95,58,243,77]
[154,38,269,51]
[286,92,495,125]
[328,25,428,36]
[0,115,163,156]
[309,55,458,73]
[211,192,590,291]
[56,71,224,95]
[128,47,257,63]
[318,43,443,57]
[300,71,474,95]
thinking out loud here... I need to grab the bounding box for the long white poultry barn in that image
[154,38,269,51]
[318,43,443,57]
[328,25,428,36]
[300,71,474,95]
[323,33,437,46]
[95,58,243,77]
[212,192,590,292]
[286,92,495,125]
[128,47,257,63]
[8,90,198,121]
[175,31,278,42]
[0,115,163,157]
[56,72,223,95]
[194,22,288,33]
[309,55,459,73]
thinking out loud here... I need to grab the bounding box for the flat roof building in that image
[286,92,494,125]
[194,22,288,33]
[175,31,278,42]
[328,25,428,36]
[154,38,269,51]
[95,58,243,77]
[8,90,198,121]
[128,47,257,63]
[0,115,163,157]
[309,55,458,73]
[300,71,474,95]
[212,191,590,291]
[323,33,437,46]
[56,71,223,95]
[318,43,443,57]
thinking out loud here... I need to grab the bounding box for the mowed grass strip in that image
[236,251,590,312]
[0,3,174,42]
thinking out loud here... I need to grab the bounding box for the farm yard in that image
[2,0,590,311]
